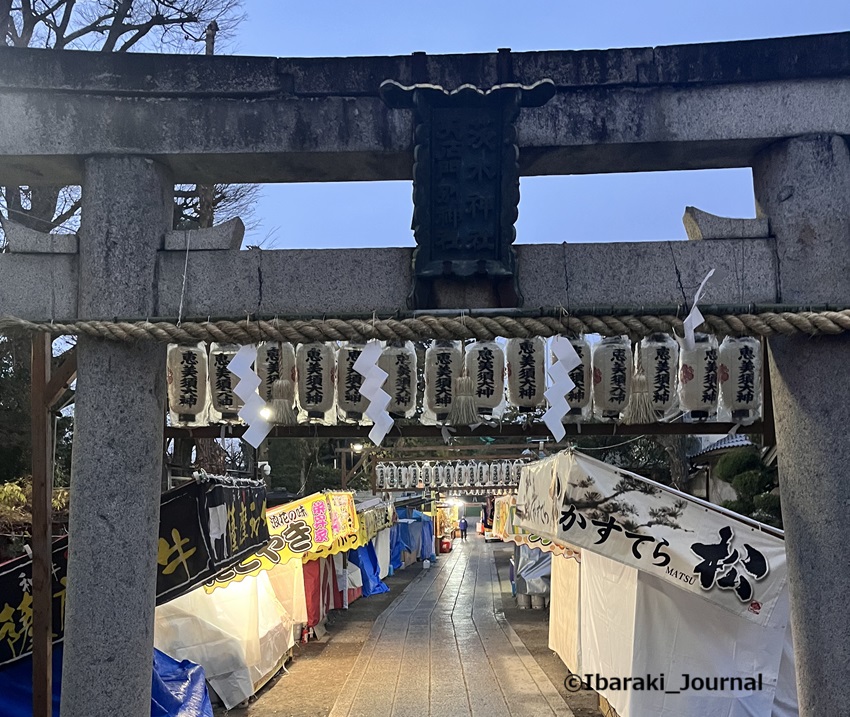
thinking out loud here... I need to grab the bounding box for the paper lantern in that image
[257,342,296,402]
[564,337,592,420]
[438,464,451,487]
[208,343,244,419]
[506,337,546,409]
[639,334,680,418]
[376,463,387,489]
[719,337,762,424]
[400,464,412,489]
[296,342,336,420]
[465,341,506,415]
[678,333,719,420]
[592,337,632,421]
[479,463,491,485]
[337,343,369,420]
[421,463,434,487]
[378,342,418,418]
[423,341,463,423]
[167,343,208,423]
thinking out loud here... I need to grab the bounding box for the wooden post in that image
[31,334,53,717]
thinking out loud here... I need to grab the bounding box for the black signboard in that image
[0,477,268,667]
[381,78,555,309]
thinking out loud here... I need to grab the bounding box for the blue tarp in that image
[389,524,404,572]
[420,519,436,562]
[0,646,212,717]
[397,519,422,558]
[395,510,436,562]
[348,542,390,597]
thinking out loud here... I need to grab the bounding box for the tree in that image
[713,447,782,528]
[0,0,257,485]
[0,0,246,247]
[266,438,338,495]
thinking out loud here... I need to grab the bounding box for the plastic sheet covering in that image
[348,542,390,597]
[152,649,215,717]
[515,544,551,595]
[549,555,581,674]
[389,524,404,572]
[374,527,392,579]
[397,519,422,559]
[154,570,293,710]
[266,558,308,646]
[0,646,212,717]
[333,552,364,591]
[419,517,435,561]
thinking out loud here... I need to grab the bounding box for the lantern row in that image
[375,460,527,490]
[166,334,762,433]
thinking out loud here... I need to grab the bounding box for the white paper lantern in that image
[378,342,418,418]
[719,337,762,423]
[678,333,719,420]
[639,334,680,417]
[167,343,208,423]
[257,342,296,402]
[460,463,473,487]
[465,341,506,415]
[506,337,546,409]
[592,337,632,420]
[337,343,369,420]
[209,343,244,419]
[296,342,336,420]
[479,463,491,485]
[376,464,387,489]
[423,341,463,423]
[564,337,592,421]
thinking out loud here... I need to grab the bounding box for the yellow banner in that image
[305,503,393,562]
[204,491,359,591]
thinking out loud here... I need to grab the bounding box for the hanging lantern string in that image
[3,307,850,343]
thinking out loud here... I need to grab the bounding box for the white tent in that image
[523,449,797,717]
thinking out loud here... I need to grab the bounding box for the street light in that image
[351,442,365,454]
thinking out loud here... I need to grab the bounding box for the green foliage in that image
[715,448,782,528]
[266,438,339,495]
[570,435,699,486]
[730,468,773,497]
[714,449,761,483]
[0,476,70,532]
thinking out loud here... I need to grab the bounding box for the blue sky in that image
[227,1,850,248]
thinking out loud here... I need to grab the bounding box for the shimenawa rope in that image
[3,309,850,344]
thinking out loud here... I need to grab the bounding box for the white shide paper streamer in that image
[228,344,272,449]
[543,337,582,442]
[353,340,394,446]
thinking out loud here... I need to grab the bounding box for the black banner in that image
[0,477,268,667]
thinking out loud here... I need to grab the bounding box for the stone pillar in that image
[61,157,173,717]
[752,134,850,716]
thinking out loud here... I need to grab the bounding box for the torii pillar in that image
[60,157,172,717]
[753,134,850,714]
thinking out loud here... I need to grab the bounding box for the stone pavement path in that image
[329,539,574,717]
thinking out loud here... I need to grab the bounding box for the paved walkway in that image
[329,538,574,717]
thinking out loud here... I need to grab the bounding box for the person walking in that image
[458,517,468,541]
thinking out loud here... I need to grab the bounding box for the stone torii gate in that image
[1,32,849,716]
